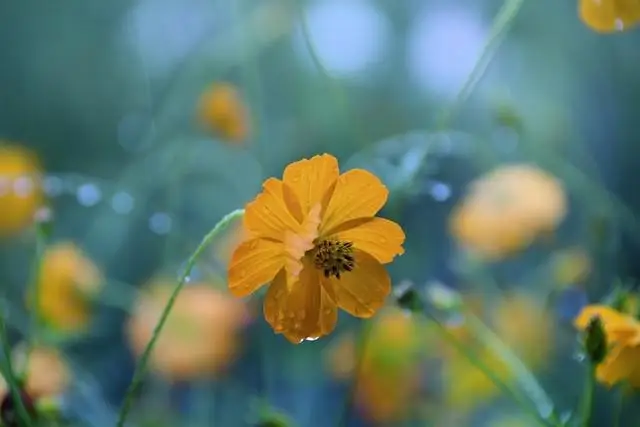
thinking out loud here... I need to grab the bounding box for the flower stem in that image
[337,321,373,427]
[581,364,596,427]
[466,312,558,421]
[425,312,556,427]
[114,209,245,427]
[0,315,33,427]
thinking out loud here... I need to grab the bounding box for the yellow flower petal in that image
[283,154,340,216]
[328,250,391,318]
[579,0,640,33]
[263,266,337,343]
[243,178,302,240]
[228,238,285,297]
[320,169,389,235]
[574,305,633,331]
[333,217,405,264]
[596,345,640,386]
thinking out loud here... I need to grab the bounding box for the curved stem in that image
[425,312,556,427]
[115,209,244,427]
[436,0,525,129]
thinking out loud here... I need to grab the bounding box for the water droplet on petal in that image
[304,336,320,342]
[297,310,306,319]
[324,309,333,315]
[294,322,302,330]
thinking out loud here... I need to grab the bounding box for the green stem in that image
[581,365,596,427]
[436,0,524,129]
[114,209,245,427]
[425,312,556,427]
[0,315,33,427]
[337,321,373,427]
[466,312,558,420]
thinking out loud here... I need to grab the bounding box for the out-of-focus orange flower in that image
[326,308,431,423]
[575,305,640,387]
[0,345,70,399]
[579,0,640,33]
[443,293,554,413]
[551,247,591,287]
[0,144,44,237]
[197,82,250,143]
[228,154,405,343]
[126,280,250,381]
[450,164,566,260]
[30,242,102,333]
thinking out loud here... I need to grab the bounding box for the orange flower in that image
[450,164,566,260]
[0,144,44,237]
[326,309,430,423]
[30,242,102,333]
[228,154,405,343]
[126,280,250,381]
[579,0,640,33]
[197,82,250,143]
[1,345,70,399]
[575,305,640,387]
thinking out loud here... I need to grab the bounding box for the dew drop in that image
[297,310,306,319]
[239,270,247,278]
[288,312,295,319]
[323,309,333,315]
[378,237,387,243]
[294,322,302,330]
[304,336,320,342]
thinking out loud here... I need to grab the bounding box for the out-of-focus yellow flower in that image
[30,242,102,333]
[227,154,405,343]
[575,305,640,387]
[579,0,640,33]
[450,164,567,260]
[126,280,250,381]
[0,345,69,399]
[0,144,44,237]
[197,82,250,143]
[326,308,431,423]
[551,247,591,287]
[443,293,554,413]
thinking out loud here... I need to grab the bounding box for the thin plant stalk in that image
[0,315,33,427]
[581,364,596,427]
[115,209,244,427]
[425,312,557,427]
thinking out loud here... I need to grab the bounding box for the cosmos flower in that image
[228,154,405,343]
[126,280,250,381]
[579,0,640,33]
[29,242,102,333]
[197,82,250,143]
[450,164,566,260]
[0,144,44,237]
[575,305,640,387]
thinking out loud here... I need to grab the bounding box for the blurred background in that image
[0,0,639,425]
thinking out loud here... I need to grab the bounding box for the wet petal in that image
[283,154,340,216]
[333,217,405,264]
[263,263,337,343]
[320,170,389,235]
[574,305,634,331]
[329,250,391,318]
[579,0,640,33]
[243,178,301,241]
[228,238,284,297]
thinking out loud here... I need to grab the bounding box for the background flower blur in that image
[1,0,640,426]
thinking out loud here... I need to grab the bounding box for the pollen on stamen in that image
[312,239,356,279]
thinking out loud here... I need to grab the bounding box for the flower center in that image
[312,239,355,279]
